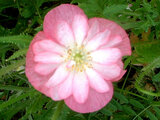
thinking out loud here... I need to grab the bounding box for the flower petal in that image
[49,86,62,101]
[85,20,99,42]
[56,21,75,47]
[34,52,63,63]
[85,29,110,52]
[90,48,121,64]
[43,4,86,41]
[72,15,89,46]
[73,72,89,104]
[25,32,53,97]
[86,68,109,93]
[93,63,121,81]
[65,81,113,113]
[58,72,74,99]
[88,18,131,56]
[33,40,65,55]
[34,63,58,75]
[46,63,69,87]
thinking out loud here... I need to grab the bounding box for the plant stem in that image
[51,101,64,120]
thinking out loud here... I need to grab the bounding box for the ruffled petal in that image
[93,63,121,81]
[85,29,110,52]
[25,31,54,97]
[88,18,131,56]
[65,81,113,113]
[73,72,89,104]
[46,63,69,87]
[86,68,109,93]
[43,4,86,41]
[72,15,89,46]
[33,40,65,55]
[90,48,121,64]
[56,21,75,47]
[34,52,63,64]
[49,86,62,101]
[34,63,58,75]
[58,72,74,99]
[85,20,99,42]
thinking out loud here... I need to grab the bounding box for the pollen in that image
[65,44,92,72]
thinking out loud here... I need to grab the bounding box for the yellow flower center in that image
[65,44,92,72]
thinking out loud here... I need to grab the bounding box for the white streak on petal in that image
[86,68,109,93]
[34,52,63,63]
[90,48,121,64]
[72,15,88,46]
[73,72,89,104]
[58,72,74,99]
[46,63,69,87]
[85,29,110,52]
[57,21,75,47]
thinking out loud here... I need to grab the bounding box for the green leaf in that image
[0,35,32,48]
[152,72,160,82]
[135,41,160,64]
[7,48,28,61]
[114,92,128,104]
[122,105,136,116]
[103,4,127,15]
[0,90,35,110]
[146,110,158,120]
[153,107,160,119]
[129,99,144,109]
[0,59,25,78]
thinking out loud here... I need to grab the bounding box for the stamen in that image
[65,45,93,72]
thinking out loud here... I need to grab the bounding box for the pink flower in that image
[25,4,131,113]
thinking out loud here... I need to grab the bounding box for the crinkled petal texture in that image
[25,4,131,114]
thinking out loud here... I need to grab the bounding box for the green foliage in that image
[0,0,160,120]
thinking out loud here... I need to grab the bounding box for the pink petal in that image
[72,15,89,46]
[46,63,69,87]
[34,63,58,75]
[85,20,99,42]
[34,52,63,63]
[73,72,89,104]
[86,68,109,93]
[90,48,122,64]
[25,31,53,97]
[93,63,121,81]
[49,86,63,101]
[85,29,111,52]
[33,40,65,55]
[111,61,126,82]
[88,18,131,56]
[56,21,75,47]
[58,72,74,99]
[43,4,86,41]
[104,35,122,48]
[65,81,113,113]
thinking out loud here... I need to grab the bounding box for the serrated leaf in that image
[0,59,25,78]
[7,48,28,61]
[103,4,127,15]
[0,90,34,110]
[122,105,136,116]
[114,92,128,104]
[106,103,117,112]
[153,107,160,119]
[100,108,112,116]
[138,116,143,120]
[0,35,32,48]
[135,41,160,64]
[111,99,123,110]
[152,72,160,82]
[129,99,144,109]
[146,110,158,120]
